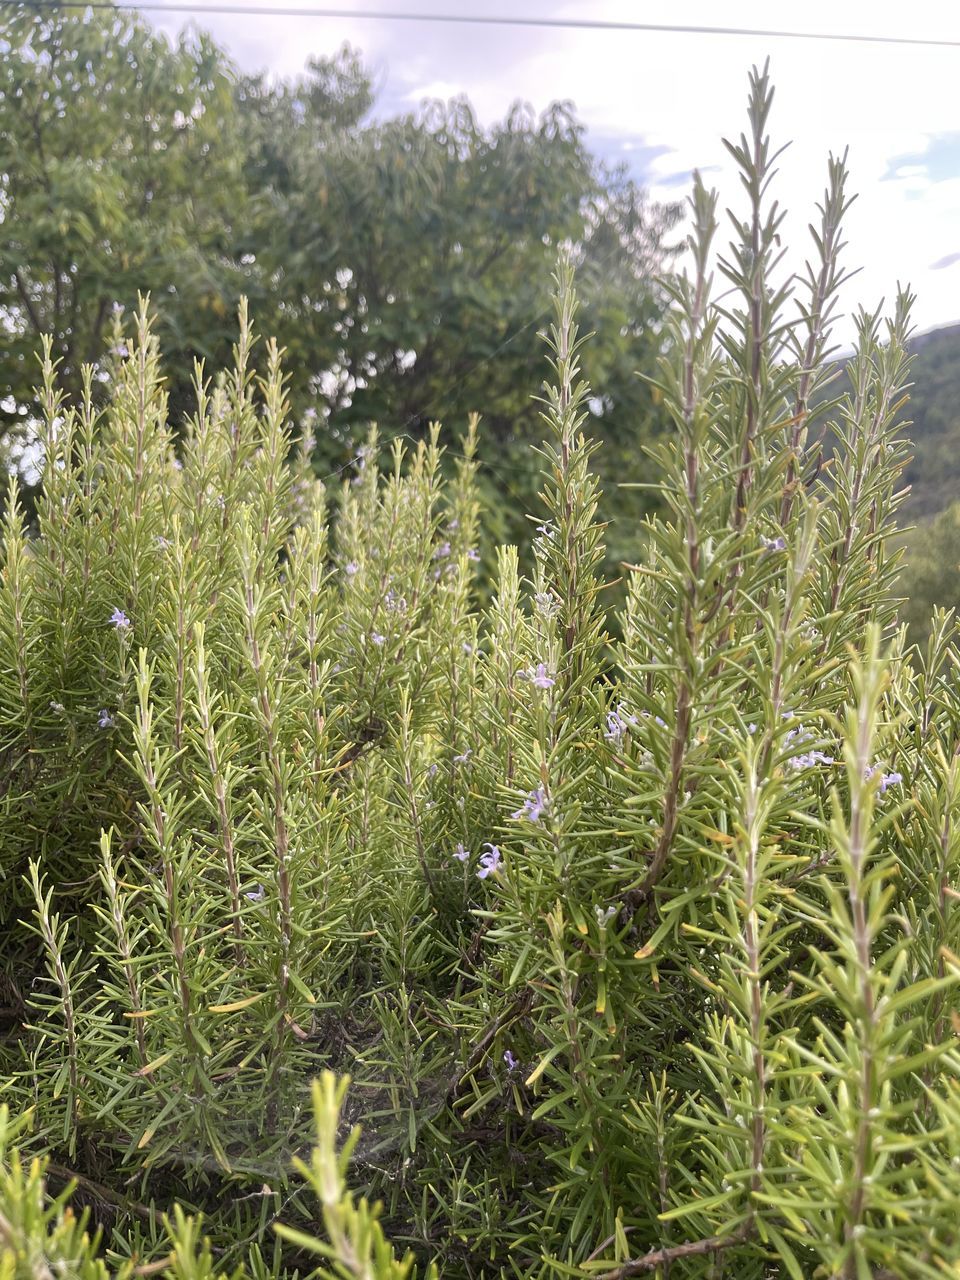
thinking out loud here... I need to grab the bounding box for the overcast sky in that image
[151,0,960,343]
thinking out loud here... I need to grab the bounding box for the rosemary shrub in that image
[2,66,960,1280]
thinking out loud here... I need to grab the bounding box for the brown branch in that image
[13,270,43,336]
[44,1162,155,1223]
[444,990,534,1103]
[593,1227,749,1279]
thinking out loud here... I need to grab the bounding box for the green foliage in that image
[0,1076,431,1280]
[0,6,251,438]
[827,321,960,636]
[897,501,960,646]
[1,8,678,571]
[4,63,960,1280]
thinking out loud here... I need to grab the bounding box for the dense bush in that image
[3,67,960,1279]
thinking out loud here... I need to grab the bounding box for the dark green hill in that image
[877,320,960,640]
[899,322,960,520]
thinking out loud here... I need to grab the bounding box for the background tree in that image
[1,7,679,566]
[243,66,681,560]
[0,4,252,445]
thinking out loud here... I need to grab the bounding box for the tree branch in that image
[13,270,43,336]
[593,1227,748,1278]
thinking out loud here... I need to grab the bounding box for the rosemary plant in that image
[1,65,958,1280]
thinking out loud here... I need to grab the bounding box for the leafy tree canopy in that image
[0,6,252,434]
[0,7,680,564]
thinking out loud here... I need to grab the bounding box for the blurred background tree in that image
[241,55,680,560]
[1,6,680,567]
[0,6,253,445]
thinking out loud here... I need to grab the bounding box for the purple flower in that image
[790,749,834,771]
[605,711,626,745]
[345,561,359,577]
[453,747,472,765]
[370,632,385,646]
[452,842,470,863]
[522,662,555,690]
[467,548,481,562]
[477,844,501,880]
[433,541,451,560]
[604,703,638,745]
[761,535,787,552]
[97,709,115,729]
[866,765,903,793]
[503,1049,518,1071]
[512,786,548,824]
[109,608,131,630]
[245,884,266,902]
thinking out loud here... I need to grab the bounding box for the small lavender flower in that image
[428,762,439,778]
[604,703,638,744]
[370,632,386,646]
[453,747,473,765]
[503,1049,518,1071]
[790,749,834,771]
[109,607,131,630]
[452,842,470,863]
[463,641,474,655]
[245,884,266,902]
[477,844,501,880]
[595,905,618,928]
[97,709,115,729]
[605,710,626,745]
[761,535,787,552]
[433,541,451,560]
[156,535,171,549]
[447,518,460,532]
[467,548,481,562]
[866,765,903,793]
[345,560,359,577]
[522,662,555,690]
[513,786,548,823]
[784,725,814,749]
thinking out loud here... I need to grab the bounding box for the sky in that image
[149,0,960,344]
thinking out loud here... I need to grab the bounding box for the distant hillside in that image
[867,320,960,642]
[896,322,960,521]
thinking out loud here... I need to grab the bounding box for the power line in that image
[6,1,960,50]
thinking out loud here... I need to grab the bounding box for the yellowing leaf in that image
[208,991,267,1014]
